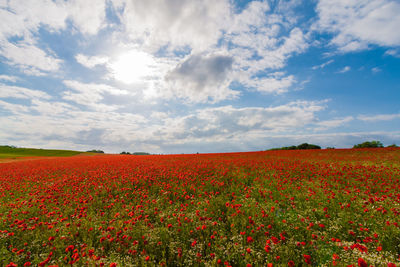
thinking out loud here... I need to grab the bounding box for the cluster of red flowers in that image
[0,148,399,266]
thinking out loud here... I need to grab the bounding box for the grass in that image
[0,145,87,159]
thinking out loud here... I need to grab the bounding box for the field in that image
[0,146,88,160]
[1,148,400,266]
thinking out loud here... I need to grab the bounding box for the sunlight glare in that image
[110,50,155,84]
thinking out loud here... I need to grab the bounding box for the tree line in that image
[269,141,397,150]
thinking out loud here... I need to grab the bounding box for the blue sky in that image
[0,0,399,153]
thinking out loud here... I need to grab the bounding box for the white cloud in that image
[30,99,78,116]
[64,80,128,96]
[0,0,106,38]
[277,27,309,56]
[1,89,398,153]
[67,0,106,35]
[0,1,68,40]
[155,101,326,142]
[337,66,350,73]
[0,99,30,113]
[222,0,309,94]
[75,54,108,68]
[62,80,129,110]
[224,3,309,94]
[0,98,327,153]
[227,15,308,73]
[0,107,148,151]
[0,75,18,82]
[107,1,310,98]
[241,74,296,94]
[0,84,51,100]
[0,0,106,75]
[122,0,231,52]
[0,41,63,75]
[358,113,400,122]
[0,2,65,75]
[315,116,354,130]
[315,0,400,51]
[228,1,270,33]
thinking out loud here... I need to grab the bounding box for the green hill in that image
[0,145,86,159]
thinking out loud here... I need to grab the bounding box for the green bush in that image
[353,141,383,148]
[269,143,321,150]
[87,150,105,153]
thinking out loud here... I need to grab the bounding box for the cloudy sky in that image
[0,0,399,153]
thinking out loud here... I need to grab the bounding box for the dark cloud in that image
[167,54,233,92]
[162,53,238,102]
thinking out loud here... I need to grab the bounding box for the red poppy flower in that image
[358,258,368,267]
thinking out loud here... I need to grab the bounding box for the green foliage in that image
[86,150,105,153]
[353,141,383,148]
[387,144,398,148]
[120,151,150,155]
[297,143,321,150]
[132,152,150,155]
[269,143,321,150]
[0,145,83,158]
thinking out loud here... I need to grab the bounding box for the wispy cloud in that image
[75,54,108,68]
[337,66,351,73]
[0,75,19,82]
[315,116,354,130]
[62,80,129,111]
[312,59,334,70]
[358,113,400,122]
[371,67,382,74]
[0,84,51,100]
[385,49,400,58]
[0,41,63,75]
[241,73,296,94]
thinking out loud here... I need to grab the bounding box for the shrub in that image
[269,143,321,150]
[353,141,383,148]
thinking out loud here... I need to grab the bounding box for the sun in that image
[109,50,155,84]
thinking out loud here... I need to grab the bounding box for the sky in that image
[0,0,399,154]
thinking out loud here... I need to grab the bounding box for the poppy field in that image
[1,148,400,266]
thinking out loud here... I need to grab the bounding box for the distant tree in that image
[132,152,150,155]
[2,145,17,148]
[326,147,335,149]
[120,151,150,155]
[269,143,321,150]
[297,143,321,150]
[282,146,297,150]
[387,144,398,148]
[87,150,104,153]
[353,141,383,148]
